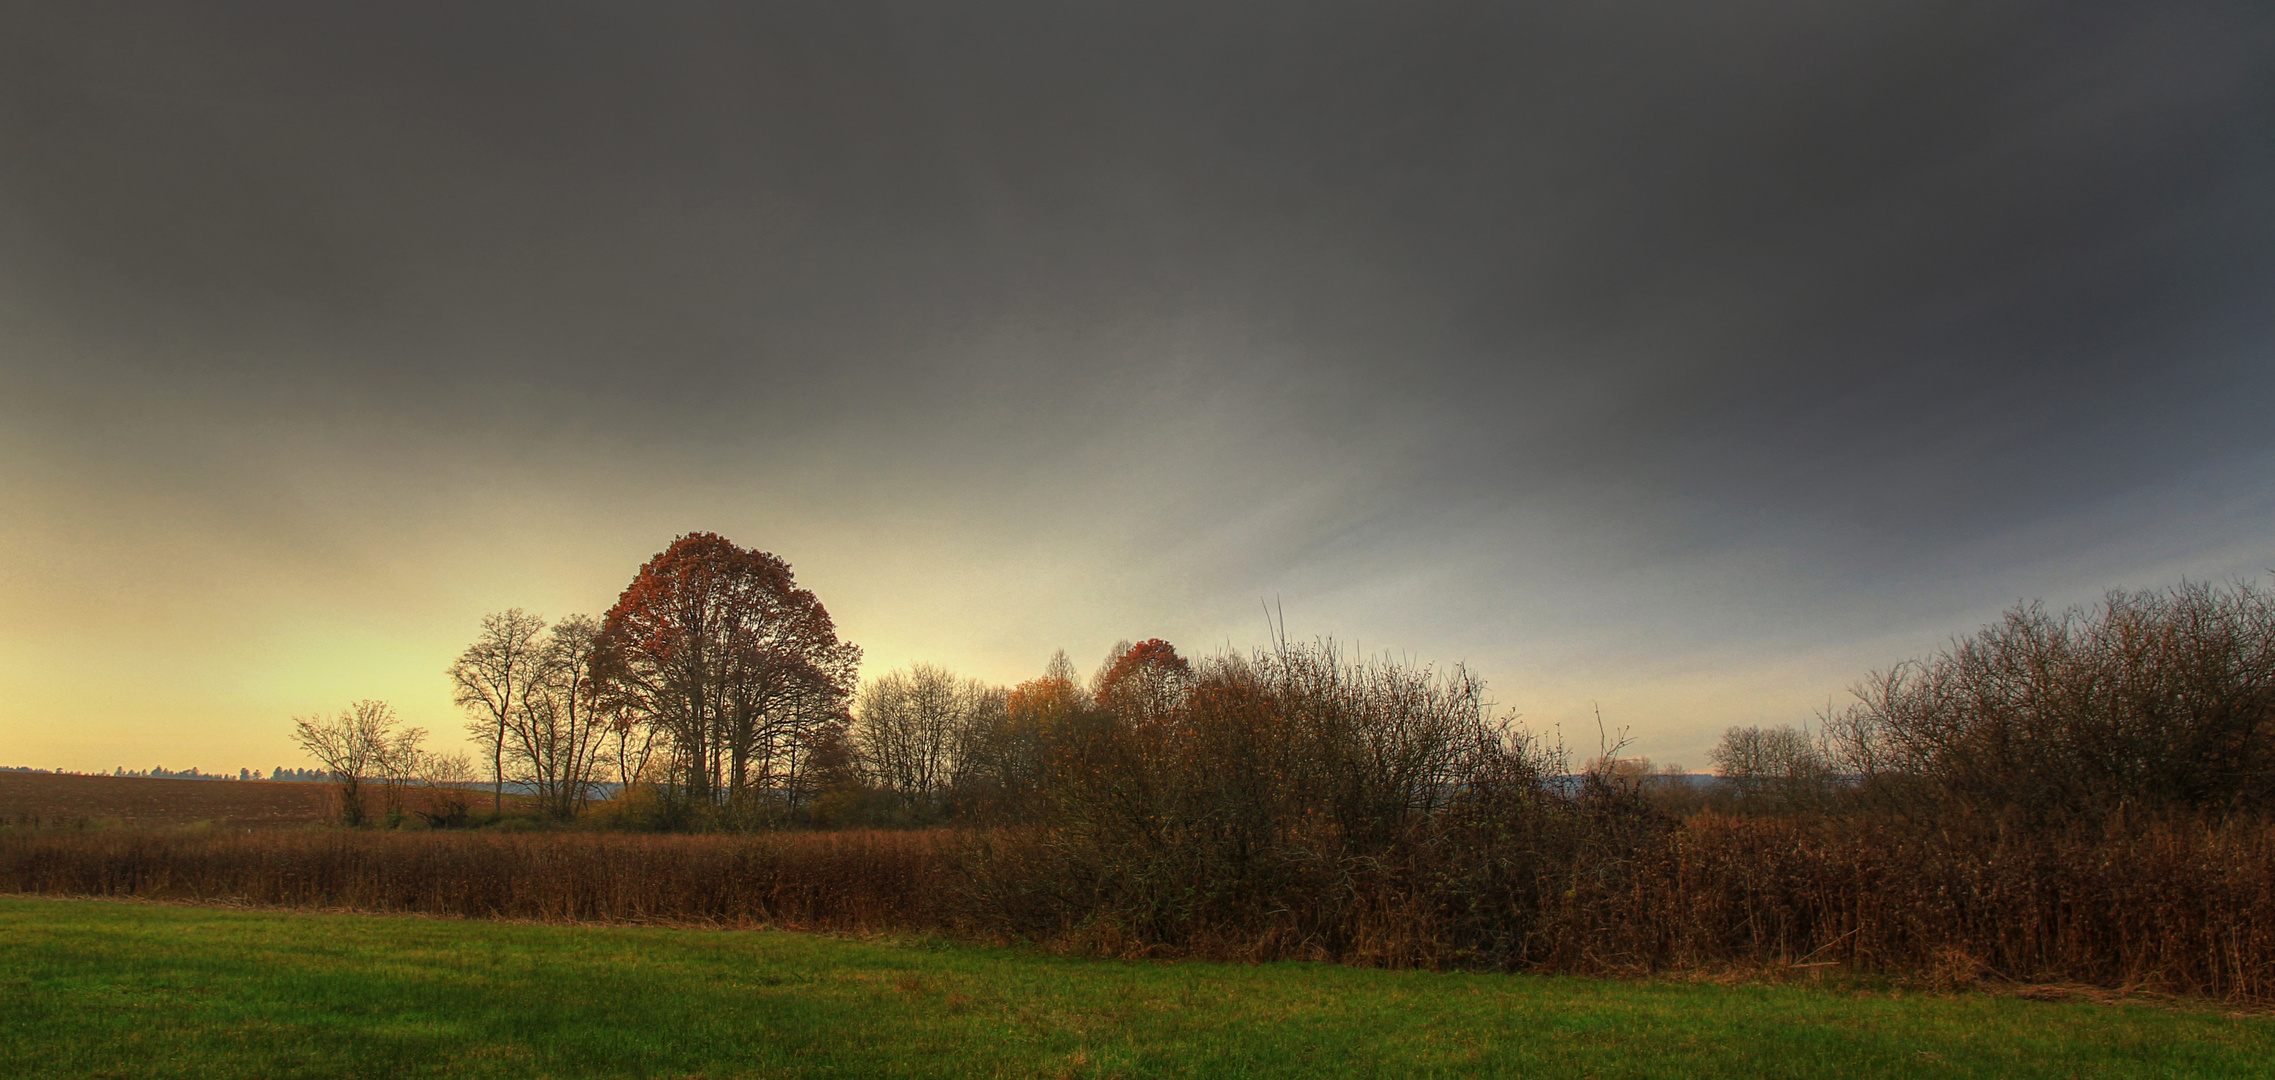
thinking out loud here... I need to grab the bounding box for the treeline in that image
[3,766,339,781]
[819,639,1512,833]
[243,532,2275,999]
[817,577,2273,997]
[341,531,2275,847]
[97,767,317,782]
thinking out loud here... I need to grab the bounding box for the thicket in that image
[1823,579,2275,822]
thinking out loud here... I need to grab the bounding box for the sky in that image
[3,1,2272,774]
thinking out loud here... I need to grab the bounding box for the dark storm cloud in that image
[4,1,2272,648]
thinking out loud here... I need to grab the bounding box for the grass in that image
[2,898,2269,1078]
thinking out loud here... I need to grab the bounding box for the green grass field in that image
[2,897,2267,1079]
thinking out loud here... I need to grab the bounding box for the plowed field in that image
[0,772,521,829]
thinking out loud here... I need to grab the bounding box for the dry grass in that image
[1548,814,2275,1001]
[0,827,949,932]
[952,810,2275,1003]
[8,808,2271,1004]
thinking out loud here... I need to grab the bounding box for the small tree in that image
[805,725,899,826]
[373,723,428,827]
[291,700,405,826]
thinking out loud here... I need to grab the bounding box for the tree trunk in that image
[492,727,504,818]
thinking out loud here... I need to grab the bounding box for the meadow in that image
[5,896,2269,1079]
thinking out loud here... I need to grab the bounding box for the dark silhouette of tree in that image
[592,533,860,827]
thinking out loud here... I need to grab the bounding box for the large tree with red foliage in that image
[592,532,860,823]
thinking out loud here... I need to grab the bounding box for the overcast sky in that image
[4,1,2272,773]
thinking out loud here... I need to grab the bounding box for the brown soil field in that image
[0,772,532,829]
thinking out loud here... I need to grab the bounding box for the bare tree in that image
[373,722,428,827]
[449,608,547,819]
[1709,724,1831,811]
[853,664,1004,819]
[502,615,613,819]
[291,700,406,826]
